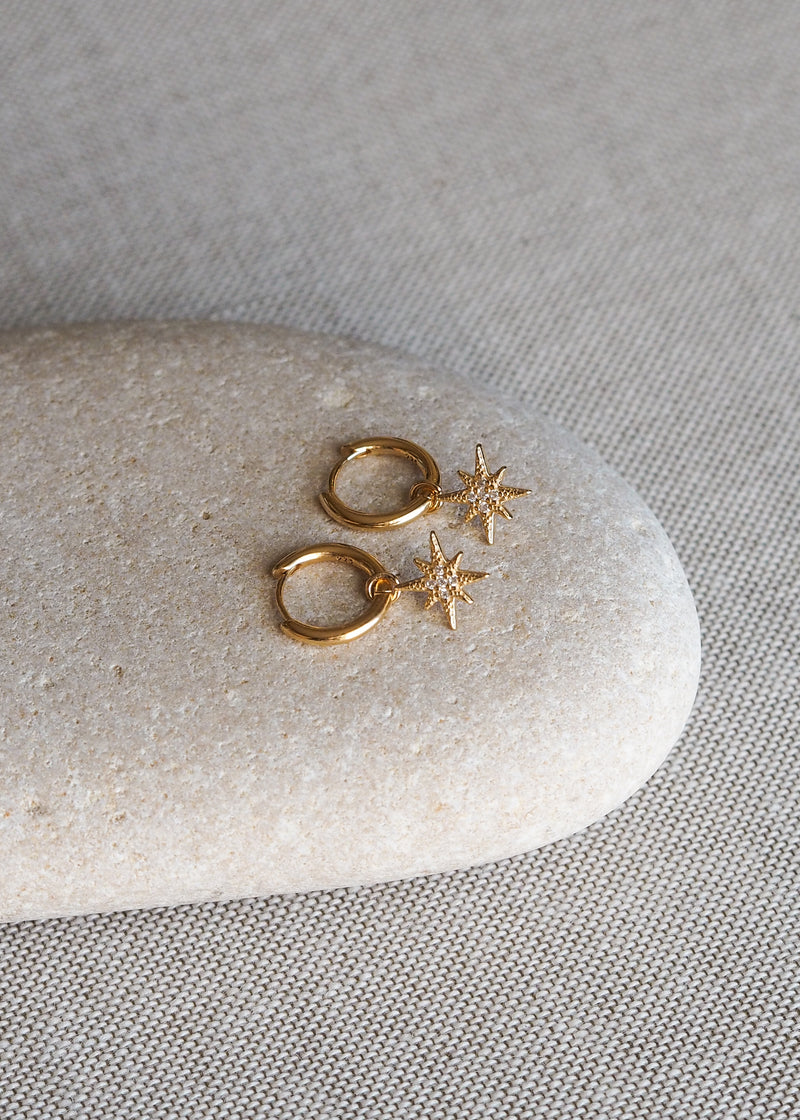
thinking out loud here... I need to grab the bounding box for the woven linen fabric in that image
[1,3,798,1117]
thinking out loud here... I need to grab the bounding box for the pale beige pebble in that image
[0,321,701,923]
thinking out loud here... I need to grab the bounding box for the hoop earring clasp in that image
[319,437,441,530]
[271,542,397,644]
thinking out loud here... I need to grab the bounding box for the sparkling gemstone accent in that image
[425,568,459,600]
[439,445,530,543]
[402,532,489,628]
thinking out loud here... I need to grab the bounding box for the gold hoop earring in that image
[319,437,530,544]
[271,532,489,644]
[318,437,441,530]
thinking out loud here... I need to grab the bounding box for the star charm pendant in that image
[440,444,530,544]
[399,531,488,629]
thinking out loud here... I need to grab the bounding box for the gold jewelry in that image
[441,443,531,546]
[319,437,529,543]
[272,532,489,644]
[319,437,441,530]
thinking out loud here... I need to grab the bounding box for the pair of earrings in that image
[271,437,530,644]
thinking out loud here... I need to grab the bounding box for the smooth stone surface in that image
[0,321,701,923]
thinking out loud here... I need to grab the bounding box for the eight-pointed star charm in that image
[440,444,530,543]
[399,531,488,629]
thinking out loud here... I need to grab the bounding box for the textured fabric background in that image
[1,3,798,1117]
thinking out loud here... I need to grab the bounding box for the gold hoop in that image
[319,437,441,530]
[271,543,394,644]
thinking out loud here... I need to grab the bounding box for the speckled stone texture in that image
[0,321,700,922]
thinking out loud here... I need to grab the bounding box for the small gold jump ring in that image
[365,571,401,602]
[319,437,441,530]
[409,480,443,511]
[271,542,393,644]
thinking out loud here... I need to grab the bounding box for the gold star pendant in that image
[399,531,488,629]
[440,444,530,544]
